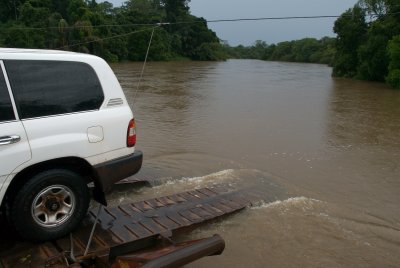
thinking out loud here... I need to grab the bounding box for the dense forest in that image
[1,0,399,88]
[224,37,336,65]
[223,0,400,89]
[332,0,400,89]
[0,0,226,61]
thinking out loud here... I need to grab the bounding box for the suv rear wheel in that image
[11,169,90,242]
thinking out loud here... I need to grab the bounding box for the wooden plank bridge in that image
[0,175,266,268]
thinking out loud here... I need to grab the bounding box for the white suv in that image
[0,48,142,241]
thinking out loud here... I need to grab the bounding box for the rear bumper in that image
[93,150,143,204]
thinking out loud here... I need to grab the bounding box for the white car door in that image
[0,62,31,196]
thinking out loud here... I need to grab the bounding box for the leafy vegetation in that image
[223,37,336,65]
[1,0,399,88]
[332,0,400,88]
[387,35,400,88]
[0,0,226,61]
[226,0,400,89]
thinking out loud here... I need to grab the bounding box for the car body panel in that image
[0,48,140,207]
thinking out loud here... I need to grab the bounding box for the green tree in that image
[262,44,276,60]
[163,0,190,22]
[193,42,226,61]
[318,37,336,65]
[0,0,28,22]
[223,37,335,64]
[387,35,400,89]
[0,0,228,62]
[332,6,367,77]
[292,38,320,62]
[331,0,400,87]
[355,0,400,81]
[250,40,268,59]
[271,41,293,61]
[356,31,389,81]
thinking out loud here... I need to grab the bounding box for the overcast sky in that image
[106,0,359,45]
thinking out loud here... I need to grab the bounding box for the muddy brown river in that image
[110,60,400,267]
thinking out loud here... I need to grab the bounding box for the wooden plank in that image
[108,226,131,244]
[133,201,154,212]
[188,190,209,199]
[167,194,187,204]
[137,218,167,234]
[119,204,141,217]
[197,203,225,216]
[210,201,236,213]
[145,199,165,208]
[218,198,244,210]
[177,192,200,201]
[190,207,214,220]
[156,196,176,206]
[1,187,267,267]
[153,217,180,229]
[125,223,153,238]
[196,188,219,197]
[178,210,203,223]
[165,211,192,227]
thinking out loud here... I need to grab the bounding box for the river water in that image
[110,60,400,267]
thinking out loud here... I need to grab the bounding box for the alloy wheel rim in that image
[31,185,75,228]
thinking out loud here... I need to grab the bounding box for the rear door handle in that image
[0,135,21,146]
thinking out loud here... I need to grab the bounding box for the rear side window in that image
[5,60,104,119]
[0,66,15,122]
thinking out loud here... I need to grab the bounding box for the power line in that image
[4,12,400,32]
[173,12,400,24]
[154,15,347,26]
[0,14,380,31]
[4,22,156,31]
[56,26,159,49]
[203,15,343,23]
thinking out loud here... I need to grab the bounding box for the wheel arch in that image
[2,157,106,209]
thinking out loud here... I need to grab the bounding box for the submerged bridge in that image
[0,175,266,267]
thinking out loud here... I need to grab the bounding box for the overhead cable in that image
[5,12,400,31]
[56,26,159,49]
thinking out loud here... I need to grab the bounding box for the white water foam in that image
[252,197,323,211]
[182,169,236,182]
[161,169,237,188]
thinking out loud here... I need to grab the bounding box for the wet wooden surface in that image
[0,185,264,268]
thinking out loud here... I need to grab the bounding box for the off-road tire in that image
[11,169,90,242]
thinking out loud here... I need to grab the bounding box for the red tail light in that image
[127,119,136,147]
